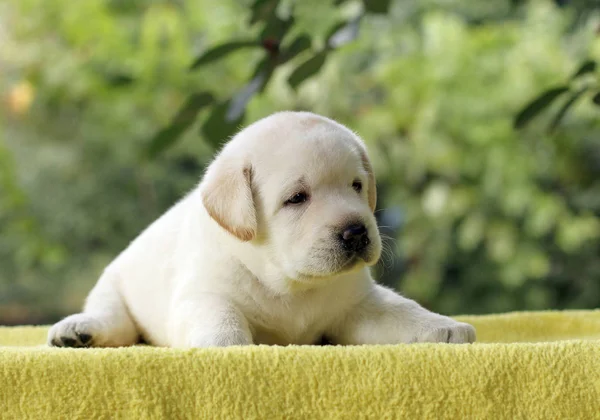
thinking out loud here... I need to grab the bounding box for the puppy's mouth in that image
[339,249,372,271]
[317,247,373,277]
[294,250,369,281]
[338,256,361,273]
[296,230,380,279]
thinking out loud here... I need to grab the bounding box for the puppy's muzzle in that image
[338,223,370,254]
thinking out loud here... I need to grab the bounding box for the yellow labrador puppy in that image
[48,111,475,348]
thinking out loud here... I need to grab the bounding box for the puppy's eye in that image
[352,180,362,193]
[285,192,308,205]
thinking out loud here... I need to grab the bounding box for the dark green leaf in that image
[227,67,273,122]
[171,155,202,175]
[146,92,214,157]
[250,57,270,82]
[105,73,135,87]
[325,22,347,42]
[327,16,362,49]
[571,60,596,80]
[287,51,328,90]
[592,91,600,106]
[362,0,391,14]
[249,57,278,94]
[260,15,294,42]
[91,64,135,87]
[513,86,570,129]
[280,34,312,63]
[548,87,589,132]
[201,101,246,149]
[250,0,280,25]
[190,41,259,70]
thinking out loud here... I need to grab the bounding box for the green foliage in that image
[190,41,262,70]
[288,52,330,89]
[1,0,599,322]
[168,0,372,155]
[148,93,215,158]
[571,59,597,78]
[333,4,600,313]
[514,86,570,129]
[548,86,590,132]
[515,57,599,131]
[363,0,391,14]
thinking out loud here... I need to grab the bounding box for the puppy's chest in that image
[239,292,340,345]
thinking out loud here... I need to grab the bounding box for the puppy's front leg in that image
[329,285,475,345]
[169,294,253,348]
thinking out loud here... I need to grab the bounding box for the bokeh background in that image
[1,0,599,325]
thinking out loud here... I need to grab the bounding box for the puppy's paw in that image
[414,318,476,344]
[48,314,101,348]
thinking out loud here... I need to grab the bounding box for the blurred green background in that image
[1,0,599,325]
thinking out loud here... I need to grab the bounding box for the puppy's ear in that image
[201,158,257,241]
[358,147,377,212]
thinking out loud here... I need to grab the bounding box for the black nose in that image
[339,223,370,253]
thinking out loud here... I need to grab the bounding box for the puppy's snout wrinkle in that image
[339,223,370,253]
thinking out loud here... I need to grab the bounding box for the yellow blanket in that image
[1,310,599,419]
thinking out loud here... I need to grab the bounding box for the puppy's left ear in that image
[358,146,377,212]
[201,158,257,241]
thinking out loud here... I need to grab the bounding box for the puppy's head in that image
[201,111,381,285]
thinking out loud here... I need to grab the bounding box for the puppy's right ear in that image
[200,157,257,242]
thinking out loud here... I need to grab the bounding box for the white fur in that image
[48,111,475,348]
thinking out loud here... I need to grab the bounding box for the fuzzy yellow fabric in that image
[1,310,599,419]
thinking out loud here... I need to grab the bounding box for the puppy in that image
[48,111,475,348]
